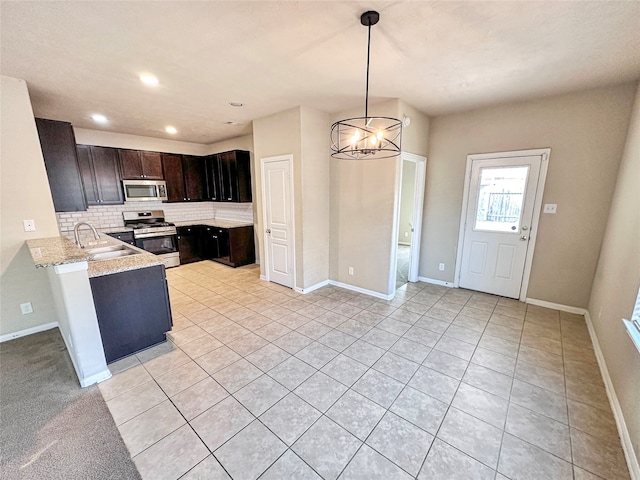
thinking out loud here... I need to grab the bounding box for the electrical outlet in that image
[20,302,33,315]
[543,204,557,214]
[439,263,445,271]
[23,219,36,232]
[404,231,409,237]
[348,267,354,276]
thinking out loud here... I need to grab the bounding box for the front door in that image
[261,155,295,288]
[459,154,543,298]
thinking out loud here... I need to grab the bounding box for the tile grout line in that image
[120,264,617,479]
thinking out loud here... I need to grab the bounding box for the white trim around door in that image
[454,148,550,301]
[260,154,296,289]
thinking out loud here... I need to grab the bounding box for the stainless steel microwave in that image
[122,180,168,202]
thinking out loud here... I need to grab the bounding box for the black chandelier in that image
[330,11,402,160]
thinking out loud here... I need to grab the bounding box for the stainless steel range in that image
[123,210,180,268]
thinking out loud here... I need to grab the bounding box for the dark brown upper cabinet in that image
[182,155,206,201]
[76,145,124,206]
[35,118,87,212]
[161,154,185,202]
[119,149,163,180]
[205,154,221,201]
[207,150,252,202]
[161,154,206,202]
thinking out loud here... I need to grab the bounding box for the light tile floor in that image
[98,261,632,480]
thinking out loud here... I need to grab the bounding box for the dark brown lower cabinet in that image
[212,226,255,267]
[177,225,255,267]
[90,265,172,363]
[201,226,228,259]
[177,226,202,264]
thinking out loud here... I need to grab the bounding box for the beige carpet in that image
[0,328,140,480]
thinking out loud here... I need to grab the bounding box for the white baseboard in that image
[294,280,330,294]
[418,276,455,288]
[584,311,640,480]
[328,280,393,301]
[81,369,112,387]
[525,298,587,315]
[0,322,59,343]
[260,275,267,281]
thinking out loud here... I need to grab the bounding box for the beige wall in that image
[588,82,640,463]
[0,76,61,337]
[300,107,330,289]
[253,107,331,290]
[329,99,400,295]
[252,107,302,285]
[74,128,207,156]
[204,134,254,155]
[423,83,636,307]
[329,99,429,296]
[399,100,430,157]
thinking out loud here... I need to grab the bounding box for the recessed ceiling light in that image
[229,101,244,107]
[140,74,159,86]
[91,113,108,124]
[165,126,177,134]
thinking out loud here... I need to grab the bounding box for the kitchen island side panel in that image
[89,264,172,363]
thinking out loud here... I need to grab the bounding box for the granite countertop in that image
[26,235,163,278]
[27,236,91,267]
[173,219,254,228]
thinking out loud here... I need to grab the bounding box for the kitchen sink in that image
[87,244,141,261]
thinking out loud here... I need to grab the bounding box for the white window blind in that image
[623,285,640,354]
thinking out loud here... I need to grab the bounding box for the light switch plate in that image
[543,204,557,214]
[20,302,33,315]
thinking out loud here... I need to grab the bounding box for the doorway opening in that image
[391,152,426,293]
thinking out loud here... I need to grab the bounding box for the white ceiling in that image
[2,1,639,145]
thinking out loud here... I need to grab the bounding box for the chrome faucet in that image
[73,222,100,248]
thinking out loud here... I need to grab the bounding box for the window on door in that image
[474,166,530,234]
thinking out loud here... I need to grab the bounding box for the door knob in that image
[266,228,271,234]
[520,235,528,241]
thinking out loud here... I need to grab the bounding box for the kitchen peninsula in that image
[26,234,172,387]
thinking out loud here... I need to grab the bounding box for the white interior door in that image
[261,155,294,288]
[459,155,542,298]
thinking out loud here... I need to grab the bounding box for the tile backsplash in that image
[56,202,254,239]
